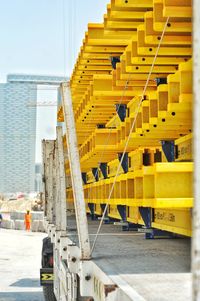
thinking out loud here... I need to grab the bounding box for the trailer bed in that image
[67,216,191,300]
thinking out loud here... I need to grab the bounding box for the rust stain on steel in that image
[105,284,118,296]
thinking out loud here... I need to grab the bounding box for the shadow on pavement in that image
[10,278,40,288]
[0,291,44,301]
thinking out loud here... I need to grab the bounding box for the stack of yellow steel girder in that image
[60,0,193,237]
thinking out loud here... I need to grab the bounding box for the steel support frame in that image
[161,140,175,162]
[54,127,69,299]
[88,203,97,220]
[43,138,78,301]
[100,204,110,223]
[116,104,127,122]
[99,163,108,179]
[56,126,67,232]
[118,153,129,173]
[54,234,133,301]
[42,140,47,217]
[92,167,99,181]
[42,140,55,224]
[139,207,174,239]
[61,83,91,260]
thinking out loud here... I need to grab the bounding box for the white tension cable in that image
[90,16,170,256]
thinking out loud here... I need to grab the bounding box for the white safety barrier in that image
[15,220,25,230]
[1,220,15,229]
[0,211,45,232]
[38,220,45,232]
[10,211,44,221]
[31,220,39,232]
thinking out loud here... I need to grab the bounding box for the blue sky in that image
[0,0,108,81]
[0,0,108,162]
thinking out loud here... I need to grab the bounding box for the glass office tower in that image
[0,75,37,193]
[0,74,65,193]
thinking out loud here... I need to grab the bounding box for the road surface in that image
[0,228,46,301]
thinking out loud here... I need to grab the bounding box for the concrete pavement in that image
[0,228,46,301]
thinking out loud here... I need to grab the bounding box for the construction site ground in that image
[0,229,45,301]
[0,218,192,301]
[0,197,42,212]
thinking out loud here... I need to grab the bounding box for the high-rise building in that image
[0,74,65,193]
[35,163,42,193]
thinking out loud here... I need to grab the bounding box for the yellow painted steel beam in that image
[81,162,192,214]
[154,0,191,22]
[138,24,192,47]
[81,52,120,59]
[164,0,191,6]
[163,6,192,19]
[86,24,136,46]
[75,70,111,76]
[77,65,112,71]
[131,56,189,65]
[108,10,146,19]
[65,0,193,238]
[145,11,191,35]
[108,159,124,177]
[126,64,177,73]
[175,133,192,162]
[79,59,111,66]
[84,45,125,53]
[113,0,153,9]
[152,221,191,237]
[104,18,142,30]
[132,41,192,57]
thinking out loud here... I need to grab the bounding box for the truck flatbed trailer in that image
[40,0,200,300]
[68,216,190,273]
[63,215,191,301]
